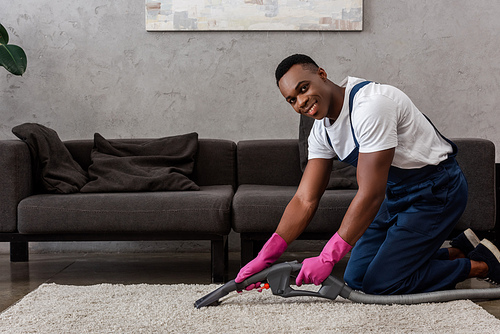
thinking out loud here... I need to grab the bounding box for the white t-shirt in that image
[308,77,453,169]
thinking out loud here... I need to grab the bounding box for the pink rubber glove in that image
[235,233,287,290]
[296,232,352,286]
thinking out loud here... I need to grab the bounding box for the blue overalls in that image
[334,81,470,294]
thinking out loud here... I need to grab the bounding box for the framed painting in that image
[146,0,363,31]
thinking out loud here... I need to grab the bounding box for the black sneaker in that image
[450,228,481,257]
[469,239,500,285]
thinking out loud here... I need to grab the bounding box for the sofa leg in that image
[240,239,254,268]
[211,237,228,283]
[240,238,266,268]
[10,241,29,262]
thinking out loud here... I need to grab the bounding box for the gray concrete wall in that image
[1,1,499,253]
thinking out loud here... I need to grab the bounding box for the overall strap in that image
[348,81,372,147]
[421,114,458,157]
[325,80,371,148]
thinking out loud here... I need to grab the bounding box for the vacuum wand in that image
[195,261,352,308]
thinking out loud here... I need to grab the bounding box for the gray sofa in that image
[0,138,236,283]
[233,138,497,266]
[0,135,496,283]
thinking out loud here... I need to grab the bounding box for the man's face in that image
[278,64,331,120]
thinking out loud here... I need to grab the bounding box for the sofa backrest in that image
[64,138,237,189]
[237,139,302,186]
[194,139,237,188]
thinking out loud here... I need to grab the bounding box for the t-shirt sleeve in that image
[307,120,336,160]
[352,94,398,153]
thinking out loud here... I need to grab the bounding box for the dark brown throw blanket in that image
[12,123,200,193]
[12,123,89,193]
[80,132,200,192]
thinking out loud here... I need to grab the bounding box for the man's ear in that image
[318,67,328,81]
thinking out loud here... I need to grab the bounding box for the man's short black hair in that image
[275,54,319,87]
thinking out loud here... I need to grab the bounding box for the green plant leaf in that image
[0,44,27,76]
[0,24,9,45]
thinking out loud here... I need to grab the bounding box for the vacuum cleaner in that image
[195,261,500,308]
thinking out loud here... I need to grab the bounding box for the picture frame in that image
[146,0,363,31]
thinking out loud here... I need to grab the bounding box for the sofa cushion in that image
[299,115,358,189]
[81,133,199,192]
[17,185,232,234]
[11,123,88,194]
[232,184,356,233]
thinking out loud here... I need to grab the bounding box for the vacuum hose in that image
[346,286,500,304]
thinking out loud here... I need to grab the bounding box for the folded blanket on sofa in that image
[80,132,200,192]
[12,123,89,194]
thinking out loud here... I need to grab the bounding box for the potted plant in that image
[0,23,27,75]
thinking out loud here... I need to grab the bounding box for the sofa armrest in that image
[0,140,33,232]
[453,138,496,231]
[237,139,302,186]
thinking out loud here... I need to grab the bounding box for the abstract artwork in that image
[146,0,363,31]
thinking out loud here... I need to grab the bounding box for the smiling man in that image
[235,54,500,294]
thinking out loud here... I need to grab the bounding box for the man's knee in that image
[343,268,363,290]
[361,269,406,295]
[344,272,395,294]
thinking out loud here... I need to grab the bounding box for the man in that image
[235,54,500,294]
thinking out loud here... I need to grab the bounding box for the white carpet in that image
[2,283,500,333]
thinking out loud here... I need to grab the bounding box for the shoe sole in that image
[464,228,481,249]
[481,239,500,263]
